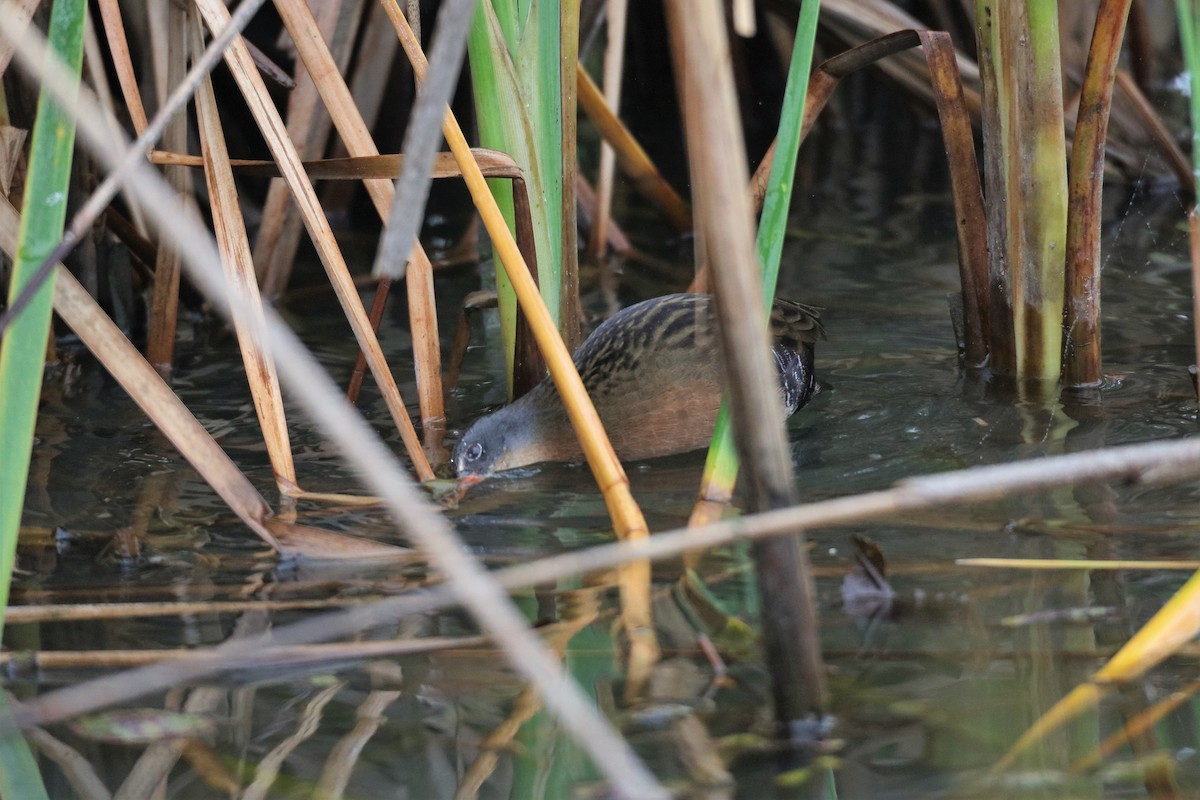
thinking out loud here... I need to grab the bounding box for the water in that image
[11,124,1200,798]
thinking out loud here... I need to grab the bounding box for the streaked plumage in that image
[454,293,823,477]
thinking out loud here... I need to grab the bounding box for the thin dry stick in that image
[1,21,665,796]
[577,65,692,232]
[271,0,447,465]
[586,0,627,260]
[1063,0,1133,387]
[5,597,372,624]
[192,18,297,494]
[665,0,827,727]
[149,147,523,179]
[378,0,660,695]
[193,0,435,482]
[82,11,148,237]
[1113,70,1193,190]
[0,638,484,670]
[94,0,147,134]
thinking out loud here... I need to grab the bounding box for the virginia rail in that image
[453,292,823,478]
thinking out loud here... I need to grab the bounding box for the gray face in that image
[452,407,525,478]
[452,420,496,477]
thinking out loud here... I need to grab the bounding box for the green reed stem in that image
[1180,2,1200,182]
[0,691,47,800]
[973,1,1068,384]
[1177,0,1200,391]
[699,0,821,499]
[0,0,85,641]
[467,0,564,397]
[0,1,84,794]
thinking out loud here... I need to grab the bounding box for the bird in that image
[453,292,824,478]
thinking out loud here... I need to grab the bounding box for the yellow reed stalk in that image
[378,0,659,691]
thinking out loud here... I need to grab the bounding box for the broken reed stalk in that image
[918,30,991,366]
[82,14,149,239]
[560,0,583,351]
[0,22,666,796]
[974,1,1068,382]
[1063,0,1133,387]
[191,18,297,495]
[380,1,661,696]
[576,65,692,232]
[271,0,447,465]
[1181,0,1200,397]
[143,1,188,372]
[585,0,628,261]
[193,0,434,482]
[664,0,828,730]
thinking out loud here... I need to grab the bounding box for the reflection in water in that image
[11,105,1200,797]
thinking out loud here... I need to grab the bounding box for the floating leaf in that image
[70,709,217,744]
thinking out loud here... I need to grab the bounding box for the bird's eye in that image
[464,442,484,461]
